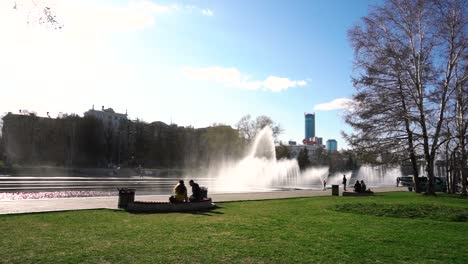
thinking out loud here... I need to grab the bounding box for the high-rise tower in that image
[326,139,338,152]
[304,113,315,140]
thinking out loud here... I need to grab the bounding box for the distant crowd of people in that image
[169,180,203,203]
[342,174,372,193]
[322,174,371,193]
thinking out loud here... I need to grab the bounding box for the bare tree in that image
[347,0,467,194]
[452,31,468,194]
[11,0,63,29]
[236,114,283,142]
[346,1,425,191]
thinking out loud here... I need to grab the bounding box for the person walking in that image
[342,175,347,191]
[323,180,327,190]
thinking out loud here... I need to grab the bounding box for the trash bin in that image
[118,188,135,209]
[332,185,339,196]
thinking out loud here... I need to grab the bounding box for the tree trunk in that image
[426,158,435,194]
[445,142,451,193]
[451,151,458,193]
[461,145,467,195]
[398,78,421,192]
[419,109,435,194]
[456,84,467,195]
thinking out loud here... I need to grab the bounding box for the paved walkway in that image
[0,187,406,215]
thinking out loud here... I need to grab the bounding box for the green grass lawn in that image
[1,192,467,263]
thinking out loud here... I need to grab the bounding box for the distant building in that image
[326,139,337,152]
[288,144,323,162]
[312,137,323,145]
[84,105,127,130]
[304,113,315,140]
[288,140,297,146]
[302,137,323,146]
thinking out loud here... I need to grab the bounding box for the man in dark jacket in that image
[189,180,202,202]
[342,175,347,191]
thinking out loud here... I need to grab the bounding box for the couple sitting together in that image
[354,180,373,193]
[169,180,203,203]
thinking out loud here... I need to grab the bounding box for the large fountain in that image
[208,127,301,193]
[202,126,399,193]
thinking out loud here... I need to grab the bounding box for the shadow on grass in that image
[189,205,224,216]
[125,205,224,216]
[432,193,468,199]
[331,202,468,222]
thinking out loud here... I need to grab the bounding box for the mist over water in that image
[198,127,399,193]
[206,127,301,193]
[355,165,400,186]
[297,167,329,186]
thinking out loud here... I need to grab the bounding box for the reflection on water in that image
[0,165,399,201]
[0,174,327,201]
[0,166,399,201]
[0,190,115,200]
[0,175,296,201]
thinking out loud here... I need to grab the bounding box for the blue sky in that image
[0,0,380,149]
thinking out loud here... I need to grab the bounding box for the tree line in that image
[0,111,363,177]
[0,113,247,168]
[0,113,286,170]
[345,0,467,195]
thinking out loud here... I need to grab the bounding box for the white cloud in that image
[263,76,307,92]
[313,98,354,111]
[66,5,155,32]
[202,8,214,16]
[181,66,307,92]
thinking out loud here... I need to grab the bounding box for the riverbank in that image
[0,186,406,215]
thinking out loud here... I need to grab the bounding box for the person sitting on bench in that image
[189,179,202,202]
[354,180,362,193]
[360,180,367,192]
[169,180,187,203]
